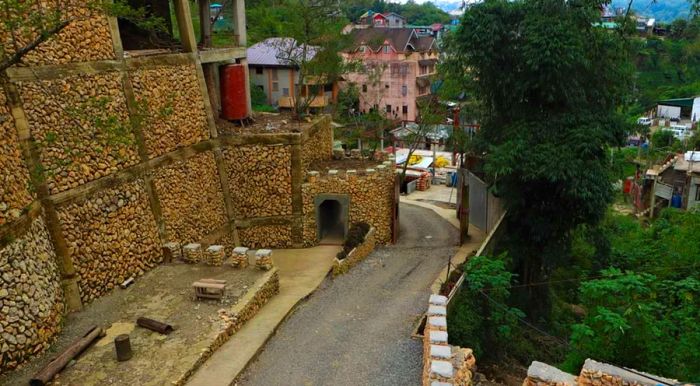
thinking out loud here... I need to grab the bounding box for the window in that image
[386,104,392,113]
[272,82,279,92]
[383,45,390,54]
[385,84,390,89]
[282,87,289,96]
[401,85,407,96]
[696,184,700,201]
[402,105,408,114]
[271,69,278,81]
[358,46,365,53]
[362,84,367,92]
[391,63,400,75]
[255,67,263,75]
[400,63,408,75]
[324,84,333,92]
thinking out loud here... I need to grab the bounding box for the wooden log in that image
[30,326,104,386]
[136,317,174,335]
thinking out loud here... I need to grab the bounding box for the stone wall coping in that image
[527,361,577,385]
[428,305,447,316]
[429,330,448,344]
[582,359,678,386]
[428,316,447,328]
[430,345,452,359]
[184,243,202,250]
[429,294,448,306]
[233,246,249,254]
[206,245,224,252]
[430,382,454,386]
[431,360,454,378]
[328,169,338,175]
[366,168,376,174]
[308,170,320,176]
[255,249,272,257]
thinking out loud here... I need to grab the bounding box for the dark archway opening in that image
[318,199,344,243]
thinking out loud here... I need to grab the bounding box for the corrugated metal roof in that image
[247,38,317,67]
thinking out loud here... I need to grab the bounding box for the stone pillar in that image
[205,245,225,266]
[255,249,273,270]
[183,243,202,263]
[231,246,250,268]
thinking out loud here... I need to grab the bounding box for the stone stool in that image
[183,243,202,264]
[231,246,250,269]
[163,242,182,262]
[205,245,225,266]
[255,249,273,271]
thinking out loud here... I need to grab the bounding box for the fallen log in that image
[136,317,174,335]
[30,325,104,386]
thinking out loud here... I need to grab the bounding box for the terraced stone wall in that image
[301,116,333,173]
[0,92,33,226]
[56,180,162,302]
[0,215,64,372]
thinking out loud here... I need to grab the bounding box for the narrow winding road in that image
[237,204,459,386]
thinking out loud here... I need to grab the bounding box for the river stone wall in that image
[238,225,293,249]
[153,151,227,245]
[301,116,333,172]
[130,64,209,158]
[223,144,292,218]
[19,72,139,194]
[302,165,395,246]
[56,179,161,302]
[0,7,114,67]
[0,92,34,227]
[0,215,64,372]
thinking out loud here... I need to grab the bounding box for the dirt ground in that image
[0,262,262,386]
[216,111,312,135]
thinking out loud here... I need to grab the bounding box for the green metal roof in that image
[657,98,695,108]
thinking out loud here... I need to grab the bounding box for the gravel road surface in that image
[237,203,459,386]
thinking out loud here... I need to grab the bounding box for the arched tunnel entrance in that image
[314,195,349,244]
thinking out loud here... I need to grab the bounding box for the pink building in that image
[342,28,437,123]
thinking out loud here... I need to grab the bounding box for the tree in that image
[0,0,163,73]
[446,0,634,314]
[247,0,352,118]
[396,97,444,185]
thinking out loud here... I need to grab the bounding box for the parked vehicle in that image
[637,117,652,126]
[670,117,681,123]
[670,124,692,140]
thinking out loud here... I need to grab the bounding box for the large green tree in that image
[446,0,633,313]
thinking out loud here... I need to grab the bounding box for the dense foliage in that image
[446,0,633,312]
[560,210,700,379]
[336,222,371,260]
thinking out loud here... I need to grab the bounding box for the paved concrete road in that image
[237,204,459,386]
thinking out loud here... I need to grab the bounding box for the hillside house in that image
[247,38,336,109]
[358,11,407,28]
[342,28,437,122]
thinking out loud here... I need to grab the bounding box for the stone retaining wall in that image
[332,227,376,276]
[0,92,33,227]
[223,144,293,218]
[0,8,115,67]
[57,179,162,302]
[238,225,293,249]
[302,165,395,246]
[422,294,476,386]
[301,116,333,172]
[130,64,209,159]
[153,151,228,245]
[0,215,64,372]
[19,72,139,194]
[175,268,280,385]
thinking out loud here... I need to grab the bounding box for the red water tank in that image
[220,64,249,120]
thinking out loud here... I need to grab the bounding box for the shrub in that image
[336,222,370,260]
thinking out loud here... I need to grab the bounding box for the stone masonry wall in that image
[302,165,395,246]
[57,179,161,302]
[223,144,292,218]
[130,64,209,158]
[0,215,64,373]
[238,225,293,249]
[0,7,115,67]
[423,294,475,386]
[19,72,139,194]
[301,116,333,172]
[0,92,34,226]
[332,227,376,276]
[153,151,227,245]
